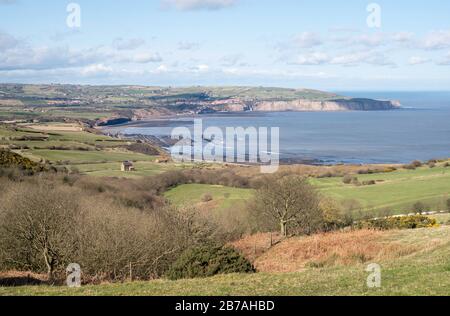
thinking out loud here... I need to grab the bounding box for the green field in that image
[165,184,254,212]
[2,226,449,296]
[22,149,156,164]
[72,161,187,178]
[312,165,450,214]
[165,164,450,216]
[1,125,174,177]
[2,124,450,213]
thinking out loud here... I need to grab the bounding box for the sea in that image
[119,91,450,165]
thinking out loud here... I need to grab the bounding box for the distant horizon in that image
[2,82,450,94]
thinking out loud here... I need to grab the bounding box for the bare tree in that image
[253,175,323,237]
[0,183,80,281]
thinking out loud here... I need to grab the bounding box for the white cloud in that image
[391,31,415,43]
[332,32,414,48]
[155,64,169,73]
[292,52,329,65]
[290,50,395,67]
[162,0,237,11]
[80,64,113,76]
[113,38,146,50]
[0,31,163,71]
[0,45,108,71]
[423,30,450,50]
[0,31,19,51]
[331,51,394,66]
[294,32,322,48]
[220,54,247,67]
[436,52,450,65]
[351,33,386,47]
[192,64,209,72]
[129,52,163,63]
[408,56,430,65]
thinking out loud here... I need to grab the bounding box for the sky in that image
[1,0,450,90]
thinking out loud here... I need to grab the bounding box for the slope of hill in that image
[1,226,449,296]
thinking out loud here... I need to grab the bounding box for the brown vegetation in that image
[0,170,232,283]
[234,230,418,273]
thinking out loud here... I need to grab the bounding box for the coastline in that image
[95,105,449,167]
[96,119,401,167]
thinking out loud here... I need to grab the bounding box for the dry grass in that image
[234,229,419,273]
[231,233,284,262]
[233,163,401,178]
[24,123,83,132]
[0,271,48,287]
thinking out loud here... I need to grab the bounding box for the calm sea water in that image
[123,92,450,164]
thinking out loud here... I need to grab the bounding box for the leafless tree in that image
[253,175,323,237]
[0,183,80,281]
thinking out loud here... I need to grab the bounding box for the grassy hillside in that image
[0,123,183,176]
[164,163,450,216]
[312,164,450,214]
[1,84,341,103]
[2,226,449,296]
[0,84,350,121]
[165,184,254,212]
[4,122,447,214]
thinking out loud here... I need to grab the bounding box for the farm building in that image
[121,161,135,172]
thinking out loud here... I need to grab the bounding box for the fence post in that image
[129,262,133,282]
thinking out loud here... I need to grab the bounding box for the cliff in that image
[213,98,400,113]
[249,98,401,112]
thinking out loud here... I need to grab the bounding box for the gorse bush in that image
[0,150,45,172]
[356,215,437,230]
[166,245,255,280]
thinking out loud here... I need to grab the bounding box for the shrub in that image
[342,175,355,184]
[446,199,450,212]
[165,245,255,280]
[126,143,160,156]
[356,215,437,230]
[403,164,416,170]
[202,193,213,202]
[320,198,353,232]
[351,177,361,186]
[413,202,428,213]
[0,150,45,172]
[411,160,423,168]
[362,180,376,186]
[318,172,335,178]
[444,162,450,168]
[428,161,436,168]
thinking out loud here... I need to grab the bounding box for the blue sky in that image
[1,0,450,90]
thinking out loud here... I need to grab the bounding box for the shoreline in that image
[97,129,410,168]
[95,113,449,167]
